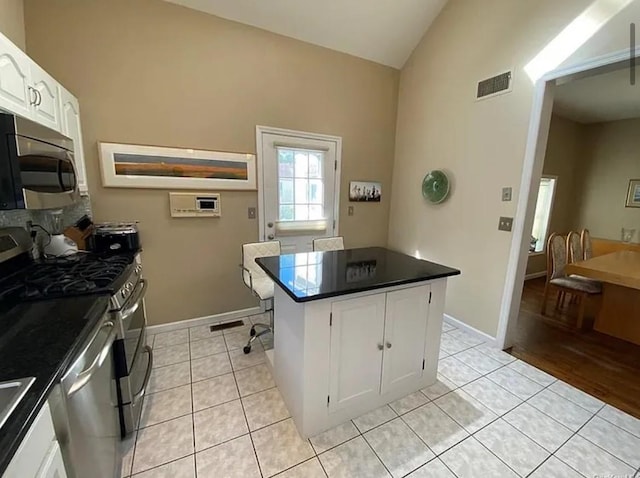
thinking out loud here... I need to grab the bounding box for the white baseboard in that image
[146,306,263,335]
[443,314,498,347]
[525,271,546,280]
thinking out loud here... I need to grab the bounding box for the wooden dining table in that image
[566,250,640,345]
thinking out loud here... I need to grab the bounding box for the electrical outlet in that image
[347,206,354,216]
[502,187,512,201]
[248,207,256,219]
[498,216,514,232]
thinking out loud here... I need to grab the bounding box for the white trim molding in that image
[146,306,262,335]
[443,314,498,348]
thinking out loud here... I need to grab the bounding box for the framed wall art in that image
[349,181,381,202]
[99,142,256,190]
[625,179,640,208]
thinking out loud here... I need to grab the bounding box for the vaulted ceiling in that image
[164,0,448,68]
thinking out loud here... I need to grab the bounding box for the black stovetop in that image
[0,252,135,303]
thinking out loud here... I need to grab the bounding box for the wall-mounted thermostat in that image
[169,192,221,218]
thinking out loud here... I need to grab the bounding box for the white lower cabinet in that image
[328,284,430,413]
[3,403,67,478]
[329,294,386,413]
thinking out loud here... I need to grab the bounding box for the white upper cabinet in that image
[30,63,61,131]
[59,86,88,193]
[381,285,430,393]
[0,34,32,118]
[0,32,88,195]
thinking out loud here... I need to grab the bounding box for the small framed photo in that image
[625,179,640,208]
[349,181,381,202]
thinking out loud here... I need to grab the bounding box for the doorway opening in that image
[498,52,640,418]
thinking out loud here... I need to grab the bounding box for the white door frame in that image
[496,47,639,350]
[255,125,342,242]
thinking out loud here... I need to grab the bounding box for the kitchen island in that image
[256,247,460,437]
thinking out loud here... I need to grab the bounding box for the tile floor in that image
[121,314,640,478]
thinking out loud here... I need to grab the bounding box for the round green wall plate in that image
[422,170,450,204]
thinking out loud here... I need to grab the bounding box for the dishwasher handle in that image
[67,321,116,397]
[132,345,153,405]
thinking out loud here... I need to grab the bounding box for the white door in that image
[30,63,61,131]
[257,126,341,254]
[59,86,88,193]
[0,34,32,118]
[381,285,430,393]
[329,294,385,413]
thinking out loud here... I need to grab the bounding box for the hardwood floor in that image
[509,277,640,419]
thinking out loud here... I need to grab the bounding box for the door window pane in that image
[295,152,308,178]
[309,154,322,178]
[309,205,323,220]
[309,180,323,204]
[295,205,309,220]
[295,179,308,203]
[279,179,293,204]
[279,205,294,221]
[278,150,294,177]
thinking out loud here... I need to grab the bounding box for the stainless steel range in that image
[0,228,152,438]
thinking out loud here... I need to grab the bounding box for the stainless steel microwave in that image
[0,113,79,210]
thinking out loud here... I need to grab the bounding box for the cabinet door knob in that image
[386,342,392,349]
[267,234,275,240]
[377,343,384,351]
[267,222,274,228]
[36,89,42,106]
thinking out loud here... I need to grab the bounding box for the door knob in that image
[377,343,384,351]
[386,342,392,349]
[267,222,274,228]
[267,234,275,240]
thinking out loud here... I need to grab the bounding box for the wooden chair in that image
[542,233,601,328]
[566,231,583,264]
[581,228,593,260]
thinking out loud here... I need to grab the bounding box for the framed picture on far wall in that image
[349,181,381,202]
[625,179,640,208]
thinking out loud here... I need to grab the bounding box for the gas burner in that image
[0,252,137,303]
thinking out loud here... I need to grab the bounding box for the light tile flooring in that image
[121,314,640,478]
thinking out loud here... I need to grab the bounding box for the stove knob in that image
[135,265,142,274]
[121,290,126,298]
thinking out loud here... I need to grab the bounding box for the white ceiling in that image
[164,0,448,68]
[554,67,640,123]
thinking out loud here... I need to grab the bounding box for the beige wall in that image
[389,0,639,336]
[574,118,640,241]
[0,0,24,49]
[526,114,583,276]
[24,0,399,325]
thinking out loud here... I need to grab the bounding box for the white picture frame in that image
[99,142,256,190]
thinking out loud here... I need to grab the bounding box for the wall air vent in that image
[476,71,512,100]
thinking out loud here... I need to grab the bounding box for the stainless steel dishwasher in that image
[49,308,121,478]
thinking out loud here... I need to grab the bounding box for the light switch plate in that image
[498,216,514,232]
[502,187,512,201]
[348,206,354,216]
[248,207,256,219]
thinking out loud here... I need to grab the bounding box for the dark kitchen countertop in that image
[0,294,110,475]
[256,247,460,303]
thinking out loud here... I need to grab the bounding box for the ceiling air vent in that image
[476,71,512,100]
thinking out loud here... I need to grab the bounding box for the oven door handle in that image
[121,279,148,321]
[132,345,153,405]
[67,321,116,397]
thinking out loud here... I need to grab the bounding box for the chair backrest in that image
[581,228,593,260]
[312,236,344,252]
[242,241,281,287]
[547,233,567,280]
[566,231,583,264]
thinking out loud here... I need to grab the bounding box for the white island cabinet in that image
[256,247,459,438]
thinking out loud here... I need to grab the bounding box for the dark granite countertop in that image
[256,247,460,303]
[0,295,110,475]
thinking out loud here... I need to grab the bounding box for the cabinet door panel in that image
[30,63,61,131]
[329,294,385,413]
[0,35,31,117]
[381,285,430,394]
[59,87,88,193]
[36,442,67,478]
